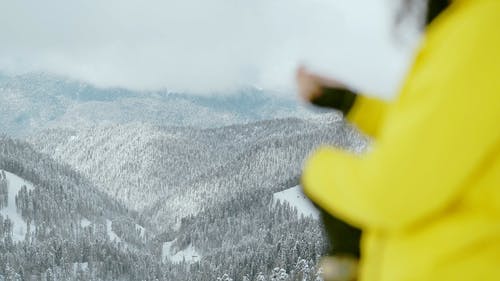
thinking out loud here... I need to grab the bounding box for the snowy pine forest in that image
[0,73,368,281]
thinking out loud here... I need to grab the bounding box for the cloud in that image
[0,0,420,98]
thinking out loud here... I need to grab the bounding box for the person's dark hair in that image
[398,0,450,27]
[425,0,451,24]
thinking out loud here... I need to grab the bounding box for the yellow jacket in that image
[302,0,500,280]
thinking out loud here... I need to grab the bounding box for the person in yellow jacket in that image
[298,0,500,280]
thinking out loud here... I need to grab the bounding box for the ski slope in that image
[273,186,319,219]
[162,240,201,264]
[0,170,35,242]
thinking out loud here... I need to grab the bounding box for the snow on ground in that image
[162,240,175,262]
[106,219,122,243]
[162,239,201,264]
[273,186,319,219]
[169,244,201,263]
[0,170,35,242]
[135,223,146,238]
[80,218,92,228]
[72,262,88,273]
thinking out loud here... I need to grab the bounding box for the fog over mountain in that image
[0,0,421,98]
[0,72,318,137]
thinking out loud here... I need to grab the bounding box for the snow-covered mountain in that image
[0,72,317,137]
[1,120,362,280]
[0,72,369,280]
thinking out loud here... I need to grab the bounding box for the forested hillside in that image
[18,115,368,280]
[0,134,347,281]
[0,137,162,280]
[30,115,368,228]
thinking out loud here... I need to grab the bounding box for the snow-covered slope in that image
[0,170,35,242]
[106,219,122,243]
[162,240,201,264]
[80,218,92,228]
[273,186,319,219]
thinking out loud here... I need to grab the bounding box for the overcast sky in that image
[0,0,421,99]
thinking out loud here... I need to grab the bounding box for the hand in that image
[296,66,357,115]
[296,66,347,102]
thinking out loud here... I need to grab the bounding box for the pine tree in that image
[255,272,266,281]
[4,263,21,281]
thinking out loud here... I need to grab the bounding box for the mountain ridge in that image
[0,72,319,136]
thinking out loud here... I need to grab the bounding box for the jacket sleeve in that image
[302,4,500,230]
[346,96,389,138]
